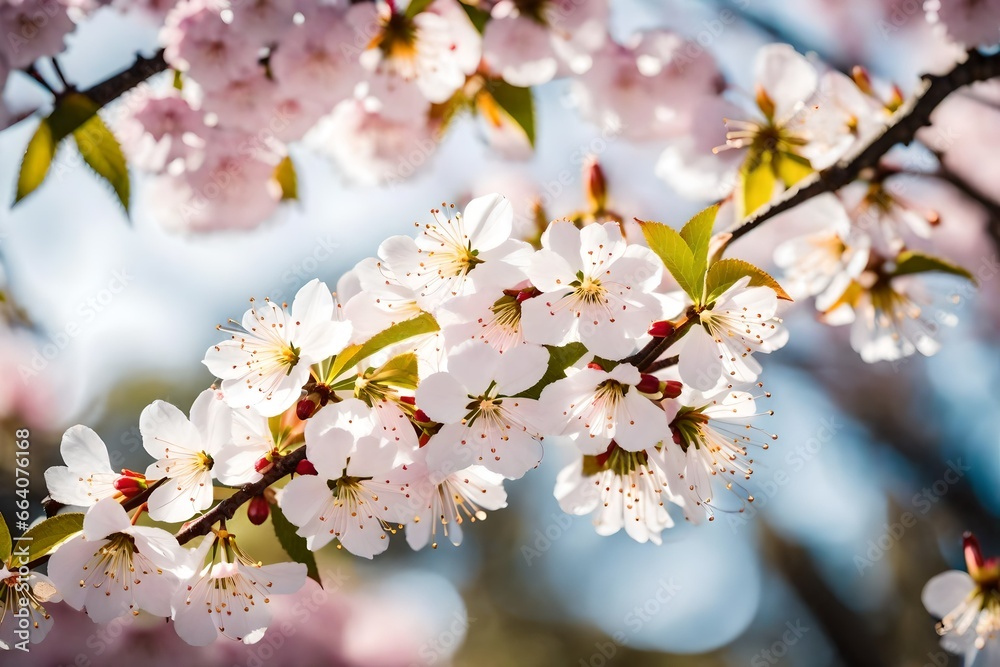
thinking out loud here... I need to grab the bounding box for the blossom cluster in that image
[3,193,792,648]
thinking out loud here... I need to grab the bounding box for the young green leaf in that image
[274,155,298,201]
[890,250,976,283]
[482,80,535,148]
[737,150,777,219]
[679,204,719,286]
[704,258,792,304]
[0,513,11,565]
[405,0,435,18]
[518,342,587,400]
[327,313,439,383]
[774,152,813,188]
[269,501,322,587]
[15,93,101,205]
[365,352,420,391]
[21,513,85,562]
[638,220,701,302]
[74,113,130,213]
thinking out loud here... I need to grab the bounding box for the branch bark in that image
[174,446,306,546]
[78,49,168,108]
[725,48,1000,244]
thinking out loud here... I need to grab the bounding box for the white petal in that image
[416,372,471,424]
[922,570,976,618]
[83,497,131,541]
[464,193,513,250]
[59,425,114,474]
[493,343,549,395]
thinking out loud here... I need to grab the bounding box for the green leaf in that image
[15,93,101,205]
[890,250,975,283]
[269,501,321,587]
[461,2,490,32]
[0,514,10,565]
[774,152,813,188]
[737,150,777,219]
[21,513,84,562]
[679,204,719,287]
[639,220,702,302]
[327,313,439,383]
[518,342,588,400]
[74,113,130,213]
[405,0,435,17]
[274,155,298,201]
[482,80,535,147]
[365,352,420,391]
[704,258,792,304]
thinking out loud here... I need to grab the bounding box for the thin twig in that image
[174,446,307,546]
[646,355,679,373]
[24,64,55,95]
[725,48,1000,244]
[50,57,70,90]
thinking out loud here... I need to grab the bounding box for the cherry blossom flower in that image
[140,389,234,523]
[840,175,940,254]
[348,0,481,104]
[0,563,60,649]
[659,385,775,523]
[555,442,682,544]
[44,426,120,507]
[279,399,412,557]
[396,450,508,550]
[269,5,363,112]
[172,529,306,646]
[436,285,537,353]
[797,70,885,170]
[213,405,292,487]
[378,194,532,310]
[162,0,263,88]
[416,343,549,479]
[117,90,204,173]
[482,0,607,87]
[821,272,961,363]
[0,0,75,69]
[672,277,787,392]
[540,363,665,453]
[204,279,352,417]
[773,194,872,305]
[572,29,721,140]
[521,221,664,360]
[342,257,425,340]
[47,498,189,623]
[923,533,1000,665]
[925,0,1000,48]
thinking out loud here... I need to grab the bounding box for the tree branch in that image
[725,48,1000,244]
[174,446,307,546]
[78,49,169,108]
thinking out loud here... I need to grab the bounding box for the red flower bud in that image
[296,395,320,420]
[515,287,539,303]
[965,532,984,574]
[670,426,683,446]
[583,155,608,213]
[587,362,604,371]
[413,409,431,424]
[120,468,145,479]
[418,432,432,448]
[635,374,660,395]
[247,495,270,526]
[648,321,675,338]
[254,454,277,474]
[661,380,683,399]
[295,459,318,476]
[113,476,146,498]
[399,395,416,406]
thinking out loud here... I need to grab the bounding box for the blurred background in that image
[1,1,999,665]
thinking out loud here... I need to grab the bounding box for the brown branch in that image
[78,49,168,108]
[622,315,696,372]
[725,48,1000,244]
[646,355,679,373]
[174,446,306,546]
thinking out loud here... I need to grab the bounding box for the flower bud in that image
[399,395,416,406]
[670,426,683,446]
[964,532,984,576]
[661,380,683,399]
[254,454,277,475]
[418,432,432,448]
[635,374,660,395]
[296,395,320,420]
[295,459,318,476]
[247,495,270,526]
[648,321,675,338]
[515,287,540,303]
[583,155,607,213]
[113,475,146,498]
[413,409,431,424]
[587,362,604,371]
